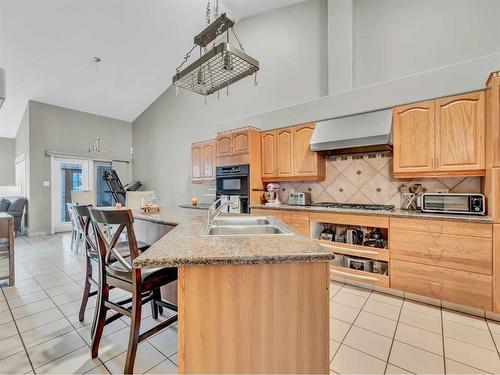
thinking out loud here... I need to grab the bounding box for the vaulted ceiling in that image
[0,0,305,137]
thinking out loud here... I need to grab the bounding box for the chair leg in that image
[125,287,142,374]
[91,283,109,358]
[78,257,92,322]
[151,288,161,319]
[70,230,75,251]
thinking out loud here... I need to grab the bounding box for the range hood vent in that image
[310,109,393,156]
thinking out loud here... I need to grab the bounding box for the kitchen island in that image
[132,207,333,374]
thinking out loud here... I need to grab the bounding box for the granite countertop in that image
[132,207,333,269]
[178,203,211,210]
[249,204,494,224]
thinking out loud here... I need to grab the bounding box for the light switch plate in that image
[42,181,50,187]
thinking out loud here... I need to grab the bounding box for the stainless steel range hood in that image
[310,109,393,156]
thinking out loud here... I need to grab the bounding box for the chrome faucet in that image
[207,198,238,227]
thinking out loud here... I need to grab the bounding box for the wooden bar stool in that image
[89,208,177,374]
[73,205,153,325]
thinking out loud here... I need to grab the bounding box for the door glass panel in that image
[95,163,113,207]
[60,163,83,222]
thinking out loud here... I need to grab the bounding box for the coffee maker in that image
[264,183,282,205]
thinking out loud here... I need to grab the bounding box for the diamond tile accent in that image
[326,175,358,203]
[360,173,399,205]
[342,159,377,188]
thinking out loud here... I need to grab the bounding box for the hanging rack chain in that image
[206,0,211,25]
[230,27,245,52]
[175,44,197,73]
[214,0,219,20]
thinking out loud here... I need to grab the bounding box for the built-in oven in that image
[215,164,250,213]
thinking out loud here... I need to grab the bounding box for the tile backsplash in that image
[276,156,481,208]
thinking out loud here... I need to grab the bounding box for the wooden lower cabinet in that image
[391,259,492,310]
[390,229,492,274]
[282,211,310,237]
[495,225,500,313]
[251,208,284,221]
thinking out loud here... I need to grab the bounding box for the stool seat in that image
[107,259,177,284]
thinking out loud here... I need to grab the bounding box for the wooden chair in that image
[88,208,177,374]
[73,205,153,326]
[67,202,83,254]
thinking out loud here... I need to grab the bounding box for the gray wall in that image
[132,0,328,207]
[0,137,15,185]
[28,101,132,235]
[352,0,500,87]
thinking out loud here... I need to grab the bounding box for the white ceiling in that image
[0,0,305,138]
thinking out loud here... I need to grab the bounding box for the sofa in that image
[0,197,27,233]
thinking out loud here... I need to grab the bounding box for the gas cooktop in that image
[311,202,395,211]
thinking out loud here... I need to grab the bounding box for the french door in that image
[51,157,90,233]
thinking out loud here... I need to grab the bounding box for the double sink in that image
[206,216,293,236]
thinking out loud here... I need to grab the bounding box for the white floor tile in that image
[445,358,488,374]
[385,364,414,374]
[331,301,360,324]
[402,300,441,317]
[103,341,166,374]
[363,299,401,320]
[0,321,18,341]
[369,291,403,307]
[20,318,74,349]
[0,310,13,325]
[354,311,398,338]
[330,339,341,364]
[145,358,178,374]
[27,330,86,369]
[444,336,500,374]
[0,350,33,374]
[6,291,48,309]
[389,341,445,374]
[330,318,351,342]
[443,318,496,351]
[85,364,111,374]
[16,307,65,333]
[331,344,386,374]
[341,284,372,298]
[11,298,55,319]
[147,325,178,358]
[344,326,392,360]
[332,290,368,309]
[442,309,489,330]
[395,323,443,355]
[36,346,103,374]
[0,333,25,360]
[399,308,442,334]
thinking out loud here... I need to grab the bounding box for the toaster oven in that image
[421,193,485,215]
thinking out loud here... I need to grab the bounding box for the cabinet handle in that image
[320,244,379,256]
[331,269,380,282]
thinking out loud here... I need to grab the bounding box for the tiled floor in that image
[0,234,499,374]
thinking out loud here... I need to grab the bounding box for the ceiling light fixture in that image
[85,57,112,155]
[172,0,259,99]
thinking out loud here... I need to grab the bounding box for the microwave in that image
[421,193,485,215]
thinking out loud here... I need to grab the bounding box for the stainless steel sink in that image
[207,225,289,236]
[205,215,293,236]
[212,216,271,226]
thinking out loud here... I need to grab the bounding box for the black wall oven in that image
[215,164,250,213]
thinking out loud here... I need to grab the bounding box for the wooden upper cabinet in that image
[232,131,250,155]
[261,123,325,181]
[435,92,485,172]
[191,140,216,183]
[292,124,318,176]
[393,91,486,178]
[485,72,500,168]
[276,128,293,177]
[191,144,203,180]
[216,134,232,157]
[393,101,435,175]
[202,142,215,179]
[261,130,277,178]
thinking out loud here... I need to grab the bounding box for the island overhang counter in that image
[132,208,333,374]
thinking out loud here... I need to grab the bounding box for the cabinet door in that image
[261,131,277,177]
[393,101,435,174]
[276,128,293,177]
[292,124,317,176]
[232,131,249,155]
[435,92,485,172]
[202,142,215,179]
[216,134,232,157]
[191,144,203,180]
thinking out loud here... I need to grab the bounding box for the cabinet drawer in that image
[391,260,492,310]
[390,217,492,238]
[283,211,310,237]
[250,208,283,221]
[390,229,492,274]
